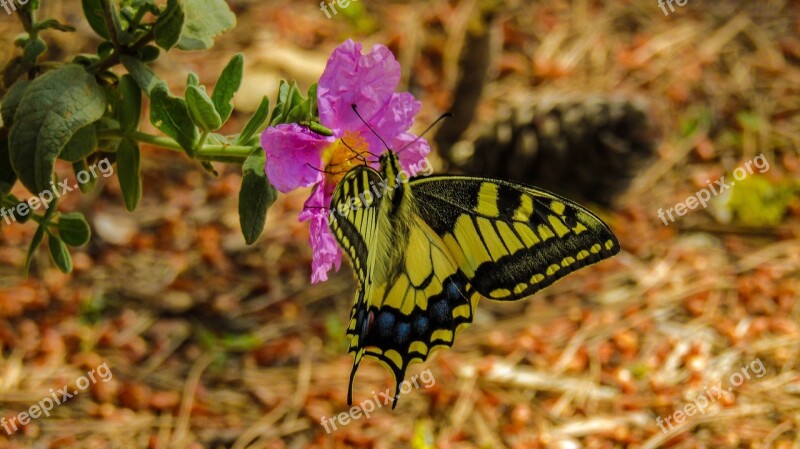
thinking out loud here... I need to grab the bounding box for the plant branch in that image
[88,25,155,75]
[99,0,121,49]
[98,130,255,161]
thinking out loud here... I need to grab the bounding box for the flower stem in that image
[99,129,254,161]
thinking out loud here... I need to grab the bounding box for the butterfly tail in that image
[347,350,364,406]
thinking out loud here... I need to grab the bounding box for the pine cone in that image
[443,93,657,207]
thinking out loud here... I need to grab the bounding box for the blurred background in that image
[1,0,799,447]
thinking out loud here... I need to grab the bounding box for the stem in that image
[100,0,121,49]
[89,28,155,74]
[99,130,254,160]
[194,129,210,157]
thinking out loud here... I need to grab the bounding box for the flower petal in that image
[318,39,401,134]
[261,124,333,193]
[360,92,421,153]
[299,185,341,283]
[392,132,432,176]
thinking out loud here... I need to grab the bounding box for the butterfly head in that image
[378,150,407,192]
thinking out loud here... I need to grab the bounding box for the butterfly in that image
[327,146,620,409]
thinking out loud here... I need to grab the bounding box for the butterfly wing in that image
[351,216,479,408]
[328,165,384,404]
[408,175,620,300]
[330,165,481,408]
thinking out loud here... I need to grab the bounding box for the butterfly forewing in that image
[409,176,620,300]
[329,166,383,287]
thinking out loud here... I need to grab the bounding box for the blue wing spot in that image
[394,322,410,345]
[412,315,429,335]
[376,312,396,338]
[430,300,450,324]
[444,279,464,302]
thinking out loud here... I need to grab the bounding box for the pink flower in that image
[260,39,430,283]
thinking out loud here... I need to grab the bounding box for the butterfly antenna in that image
[351,104,392,153]
[305,162,343,176]
[396,112,452,155]
[339,138,369,165]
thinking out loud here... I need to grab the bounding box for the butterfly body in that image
[328,150,619,407]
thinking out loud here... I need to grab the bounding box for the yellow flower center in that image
[321,130,371,186]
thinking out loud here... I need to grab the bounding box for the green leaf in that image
[185,85,222,131]
[57,212,91,247]
[269,80,289,125]
[286,97,312,124]
[239,150,277,244]
[9,64,107,194]
[34,18,76,32]
[137,45,161,62]
[116,138,142,211]
[121,55,161,95]
[118,74,142,135]
[24,223,46,276]
[211,52,243,124]
[60,123,98,162]
[23,196,57,276]
[74,160,98,194]
[154,0,184,50]
[81,0,110,39]
[14,34,29,48]
[22,38,47,62]
[187,72,199,87]
[109,3,134,46]
[177,0,236,51]
[48,233,73,273]
[2,57,30,88]
[307,83,318,116]
[270,80,303,125]
[149,82,199,154]
[235,96,269,145]
[3,194,30,224]
[98,41,114,58]
[0,134,16,195]
[0,79,30,128]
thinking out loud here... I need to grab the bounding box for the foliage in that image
[0,0,323,274]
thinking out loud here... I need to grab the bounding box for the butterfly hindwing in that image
[353,217,479,407]
[331,162,480,408]
[408,176,620,300]
[328,165,384,403]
